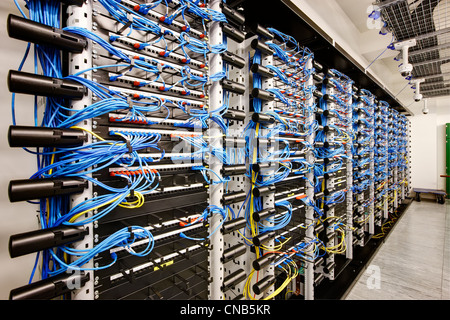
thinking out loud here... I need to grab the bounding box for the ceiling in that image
[337,0,450,101]
[377,0,450,99]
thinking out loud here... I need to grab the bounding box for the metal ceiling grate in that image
[376,0,450,98]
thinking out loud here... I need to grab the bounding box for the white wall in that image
[0,2,42,299]
[409,109,438,189]
[409,97,450,193]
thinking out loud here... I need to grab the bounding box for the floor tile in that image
[345,200,449,300]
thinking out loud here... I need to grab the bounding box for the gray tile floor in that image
[344,199,450,300]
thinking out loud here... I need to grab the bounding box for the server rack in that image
[6,0,411,301]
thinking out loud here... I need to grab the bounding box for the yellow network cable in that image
[389,190,397,203]
[250,123,260,258]
[320,179,325,210]
[46,148,57,224]
[118,191,145,209]
[372,220,394,239]
[68,189,145,224]
[262,262,297,300]
[231,212,292,251]
[243,260,298,300]
[243,269,256,300]
[376,180,386,190]
[356,211,372,224]
[277,161,291,170]
[316,215,350,254]
[300,240,318,257]
[318,215,355,232]
[260,237,291,252]
[322,227,347,254]
[337,130,351,144]
[71,126,135,149]
[373,197,400,239]
[71,125,106,142]
[299,220,315,230]
[374,192,390,211]
[284,289,294,300]
[265,111,288,126]
[68,193,122,223]
[64,127,151,222]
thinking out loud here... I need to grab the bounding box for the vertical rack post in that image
[66,2,94,300]
[221,36,252,301]
[399,116,404,201]
[393,111,399,210]
[324,84,336,281]
[304,57,315,300]
[345,89,354,260]
[407,119,412,198]
[354,93,365,247]
[251,36,276,300]
[368,96,375,236]
[208,0,224,301]
[383,105,389,220]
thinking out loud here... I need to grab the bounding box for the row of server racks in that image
[6,0,411,300]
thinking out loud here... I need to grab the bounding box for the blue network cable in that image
[179,205,228,241]
[47,226,154,276]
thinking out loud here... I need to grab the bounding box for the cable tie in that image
[117,20,132,35]
[117,59,135,75]
[125,179,135,199]
[127,96,133,109]
[128,226,134,242]
[183,33,191,44]
[126,138,133,153]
